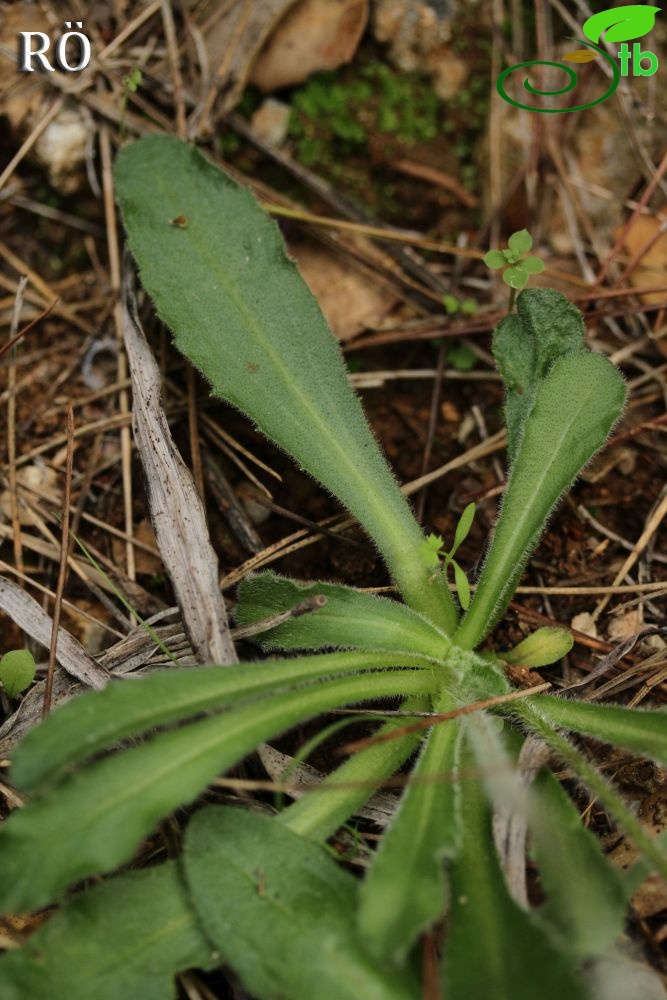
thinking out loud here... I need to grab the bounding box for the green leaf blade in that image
[530,769,629,958]
[115,135,455,632]
[235,572,450,659]
[504,627,573,667]
[358,709,461,963]
[0,669,437,913]
[503,265,528,289]
[527,695,667,766]
[0,863,213,1000]
[483,249,506,269]
[184,806,419,1000]
[456,350,626,647]
[508,229,533,254]
[441,738,587,1000]
[12,651,432,794]
[452,501,476,552]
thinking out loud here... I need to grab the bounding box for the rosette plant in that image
[0,136,664,1000]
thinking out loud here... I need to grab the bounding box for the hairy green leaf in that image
[583,5,660,43]
[184,806,419,1000]
[235,572,450,659]
[0,669,436,913]
[441,739,586,1000]
[456,350,626,648]
[12,651,433,794]
[517,702,667,879]
[525,695,667,766]
[0,863,213,1000]
[452,501,476,552]
[530,769,629,958]
[115,135,455,632]
[453,561,471,611]
[358,697,461,963]
[492,289,585,462]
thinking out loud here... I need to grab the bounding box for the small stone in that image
[250,98,291,148]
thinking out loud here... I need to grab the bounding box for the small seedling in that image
[419,503,476,610]
[0,137,663,1000]
[484,229,545,307]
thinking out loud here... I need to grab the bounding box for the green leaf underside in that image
[456,349,626,648]
[530,769,629,958]
[0,863,213,1000]
[114,135,455,632]
[525,695,667,766]
[0,669,436,913]
[583,6,660,44]
[0,649,36,697]
[235,572,450,659]
[358,694,461,963]
[441,738,587,1000]
[12,651,434,794]
[184,806,419,1000]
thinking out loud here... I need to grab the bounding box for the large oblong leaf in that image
[236,571,450,658]
[11,650,434,794]
[525,695,667,766]
[115,135,456,632]
[357,702,461,964]
[530,769,629,958]
[184,806,419,1000]
[456,350,626,648]
[0,863,214,1000]
[441,738,587,1000]
[0,669,436,913]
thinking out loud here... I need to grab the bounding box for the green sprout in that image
[483,229,545,307]
[419,502,476,610]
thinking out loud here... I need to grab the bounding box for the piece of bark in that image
[122,266,237,665]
